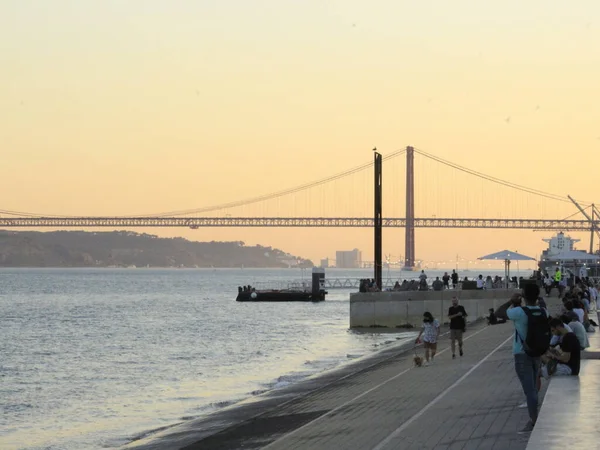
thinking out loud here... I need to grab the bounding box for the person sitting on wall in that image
[359,279,367,293]
[487,308,506,325]
[476,275,485,290]
[432,277,444,291]
[541,318,581,378]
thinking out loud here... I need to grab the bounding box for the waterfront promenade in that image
[253,323,536,450]
[127,292,565,450]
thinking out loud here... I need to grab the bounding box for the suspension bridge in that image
[2,146,599,270]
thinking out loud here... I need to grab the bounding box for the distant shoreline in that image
[0,230,313,269]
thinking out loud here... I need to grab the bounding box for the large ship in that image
[538,232,600,277]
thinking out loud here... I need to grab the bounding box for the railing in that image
[248,278,524,291]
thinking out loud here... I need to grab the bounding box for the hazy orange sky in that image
[2,1,599,268]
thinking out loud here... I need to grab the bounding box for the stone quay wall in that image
[349,289,521,328]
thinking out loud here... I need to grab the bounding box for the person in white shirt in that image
[564,312,589,350]
[415,311,440,365]
[543,274,553,296]
[476,274,485,290]
[589,286,598,310]
[572,305,585,324]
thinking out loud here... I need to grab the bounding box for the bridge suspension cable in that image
[0,208,80,218]
[561,206,592,221]
[143,148,407,217]
[414,148,594,206]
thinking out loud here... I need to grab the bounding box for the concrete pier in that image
[350,289,521,328]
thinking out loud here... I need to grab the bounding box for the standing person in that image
[537,296,548,314]
[418,270,428,291]
[451,270,459,289]
[415,312,440,365]
[543,272,553,296]
[442,272,450,289]
[579,265,587,281]
[554,267,562,295]
[496,284,550,434]
[448,296,467,359]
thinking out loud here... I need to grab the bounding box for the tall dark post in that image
[591,205,595,255]
[404,146,415,269]
[374,149,383,290]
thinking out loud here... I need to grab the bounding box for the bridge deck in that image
[0,216,592,230]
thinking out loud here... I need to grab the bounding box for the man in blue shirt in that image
[496,284,543,433]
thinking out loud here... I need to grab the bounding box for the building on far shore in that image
[335,249,362,269]
[320,258,330,268]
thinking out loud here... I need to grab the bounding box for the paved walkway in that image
[179,320,545,450]
[259,325,533,450]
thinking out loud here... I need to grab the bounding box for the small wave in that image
[171,396,201,402]
[346,353,362,359]
[3,403,33,413]
[186,399,242,415]
[267,372,312,390]
[208,400,236,409]
[128,424,180,443]
[250,389,268,396]
[169,355,194,361]
[179,415,198,421]
[114,360,140,365]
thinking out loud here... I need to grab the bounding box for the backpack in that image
[516,307,551,357]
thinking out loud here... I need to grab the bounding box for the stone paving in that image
[260,323,538,450]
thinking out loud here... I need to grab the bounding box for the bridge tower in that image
[403,146,415,269]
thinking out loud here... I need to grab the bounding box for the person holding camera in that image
[496,284,550,434]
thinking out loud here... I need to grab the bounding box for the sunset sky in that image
[2,1,599,268]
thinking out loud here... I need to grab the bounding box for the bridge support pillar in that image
[374,149,383,290]
[404,146,415,270]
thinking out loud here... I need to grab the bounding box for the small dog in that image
[413,354,424,367]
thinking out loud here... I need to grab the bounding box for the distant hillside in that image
[0,230,314,268]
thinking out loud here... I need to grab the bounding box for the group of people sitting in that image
[359,278,380,292]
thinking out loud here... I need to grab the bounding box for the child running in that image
[415,311,440,365]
